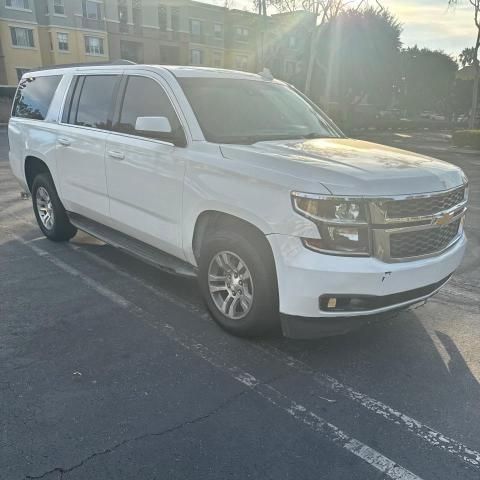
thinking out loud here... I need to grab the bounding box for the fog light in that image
[327,297,337,308]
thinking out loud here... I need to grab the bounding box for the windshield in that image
[178,78,341,144]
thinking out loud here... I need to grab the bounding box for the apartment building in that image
[265,11,315,87]
[0,0,43,85]
[0,0,314,85]
[105,1,245,70]
[0,0,109,85]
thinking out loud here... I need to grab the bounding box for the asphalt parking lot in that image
[1,128,479,480]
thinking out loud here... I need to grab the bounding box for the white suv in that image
[9,64,468,338]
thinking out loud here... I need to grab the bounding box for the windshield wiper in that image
[213,132,330,145]
[300,132,329,139]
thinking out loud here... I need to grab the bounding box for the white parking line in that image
[254,343,480,468]
[66,240,480,471]
[12,232,423,480]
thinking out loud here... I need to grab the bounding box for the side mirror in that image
[135,116,172,134]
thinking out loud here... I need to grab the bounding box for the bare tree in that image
[449,0,480,128]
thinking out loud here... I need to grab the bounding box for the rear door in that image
[104,73,188,258]
[56,73,121,223]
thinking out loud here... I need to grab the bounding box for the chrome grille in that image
[385,187,465,219]
[389,219,461,259]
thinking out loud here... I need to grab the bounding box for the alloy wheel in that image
[207,251,254,320]
[36,186,55,230]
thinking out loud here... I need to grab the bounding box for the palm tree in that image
[459,47,476,67]
[449,1,480,128]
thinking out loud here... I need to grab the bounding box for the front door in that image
[56,74,121,223]
[105,73,187,258]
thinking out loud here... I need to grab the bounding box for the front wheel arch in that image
[192,211,275,266]
[194,213,280,337]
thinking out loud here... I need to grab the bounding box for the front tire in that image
[32,173,77,242]
[199,226,279,337]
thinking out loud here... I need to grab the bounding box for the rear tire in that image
[32,173,77,242]
[198,226,279,337]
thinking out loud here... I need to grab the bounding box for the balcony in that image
[75,15,106,31]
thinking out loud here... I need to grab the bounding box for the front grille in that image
[386,187,465,219]
[390,219,461,259]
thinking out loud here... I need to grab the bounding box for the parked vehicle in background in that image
[376,109,401,120]
[420,111,446,121]
[429,113,446,121]
[420,111,433,119]
[8,64,468,338]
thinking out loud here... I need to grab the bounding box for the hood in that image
[220,138,466,196]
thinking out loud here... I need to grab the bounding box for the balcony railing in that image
[75,15,106,31]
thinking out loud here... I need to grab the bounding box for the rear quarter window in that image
[12,75,62,120]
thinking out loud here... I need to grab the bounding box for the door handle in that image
[107,150,125,160]
[58,137,71,146]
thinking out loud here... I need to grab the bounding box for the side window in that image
[66,75,119,130]
[115,76,185,144]
[12,75,62,120]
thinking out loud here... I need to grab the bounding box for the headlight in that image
[291,192,370,256]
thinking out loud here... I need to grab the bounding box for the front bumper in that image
[267,233,466,337]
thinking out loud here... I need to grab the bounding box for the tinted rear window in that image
[12,75,62,120]
[72,75,119,130]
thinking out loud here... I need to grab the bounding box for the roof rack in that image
[28,59,136,73]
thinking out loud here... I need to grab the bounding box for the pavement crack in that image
[24,389,248,480]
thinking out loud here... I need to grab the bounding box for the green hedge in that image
[0,86,16,99]
[452,130,480,149]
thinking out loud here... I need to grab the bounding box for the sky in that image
[207,0,477,58]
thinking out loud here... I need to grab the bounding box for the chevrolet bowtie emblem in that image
[435,212,454,225]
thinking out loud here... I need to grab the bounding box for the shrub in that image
[452,130,480,149]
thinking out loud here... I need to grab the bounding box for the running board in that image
[68,212,197,278]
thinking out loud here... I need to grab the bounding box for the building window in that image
[235,55,248,70]
[235,27,249,42]
[10,27,35,48]
[6,0,29,9]
[213,23,223,39]
[57,32,69,51]
[190,49,202,65]
[158,4,167,32]
[171,7,179,31]
[83,0,101,20]
[53,0,64,15]
[15,68,29,81]
[120,40,144,63]
[190,19,201,36]
[212,51,222,67]
[285,60,297,76]
[288,35,297,49]
[132,0,141,23]
[118,2,127,22]
[85,36,104,55]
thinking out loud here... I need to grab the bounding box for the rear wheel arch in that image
[25,156,51,193]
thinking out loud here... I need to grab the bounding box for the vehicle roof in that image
[25,64,271,82]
